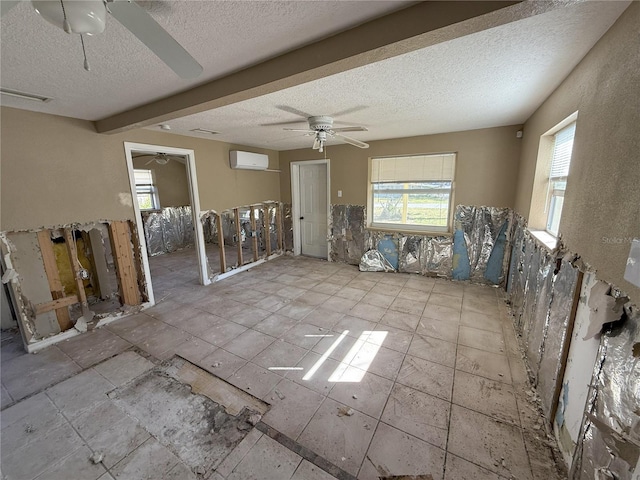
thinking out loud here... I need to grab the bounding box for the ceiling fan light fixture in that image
[32,0,106,35]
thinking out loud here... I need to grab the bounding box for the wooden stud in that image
[63,228,89,308]
[35,295,79,316]
[276,203,283,252]
[127,220,146,301]
[234,209,243,267]
[216,213,226,274]
[250,206,258,262]
[263,204,271,257]
[36,230,73,330]
[108,221,141,306]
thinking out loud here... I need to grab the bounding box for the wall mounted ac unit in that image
[229,150,269,170]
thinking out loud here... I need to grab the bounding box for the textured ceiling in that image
[152,1,629,151]
[0,1,629,152]
[0,0,412,119]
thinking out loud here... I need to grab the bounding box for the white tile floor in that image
[0,253,566,480]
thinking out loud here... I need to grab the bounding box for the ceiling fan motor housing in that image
[309,115,334,131]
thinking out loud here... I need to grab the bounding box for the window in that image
[369,153,455,233]
[133,169,160,210]
[546,122,576,236]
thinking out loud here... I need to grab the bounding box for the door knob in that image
[299,216,305,220]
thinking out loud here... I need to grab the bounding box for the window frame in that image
[367,153,456,234]
[545,122,576,237]
[133,169,160,211]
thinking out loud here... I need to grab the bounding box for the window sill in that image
[528,229,559,252]
[367,225,452,237]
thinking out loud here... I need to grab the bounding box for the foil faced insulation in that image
[330,205,365,265]
[359,249,395,272]
[572,306,640,480]
[283,203,294,252]
[142,206,194,256]
[453,205,512,284]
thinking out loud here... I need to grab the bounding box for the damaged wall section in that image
[199,202,285,279]
[328,204,512,284]
[506,220,639,479]
[1,220,146,351]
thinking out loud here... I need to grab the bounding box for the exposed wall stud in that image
[216,213,226,274]
[276,203,283,252]
[250,206,258,262]
[234,208,243,267]
[63,228,90,310]
[108,221,141,306]
[36,229,73,330]
[263,204,271,257]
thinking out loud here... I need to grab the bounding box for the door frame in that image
[290,159,331,260]
[123,142,210,306]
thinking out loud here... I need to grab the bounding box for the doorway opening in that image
[124,142,209,304]
[291,159,330,260]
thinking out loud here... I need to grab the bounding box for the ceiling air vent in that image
[0,88,52,103]
[190,128,220,135]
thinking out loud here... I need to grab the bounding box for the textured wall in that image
[513,3,640,302]
[279,125,523,209]
[1,107,281,232]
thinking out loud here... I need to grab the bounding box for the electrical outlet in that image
[337,190,343,198]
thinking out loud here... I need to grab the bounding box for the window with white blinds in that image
[546,122,576,236]
[134,169,160,210]
[369,153,455,232]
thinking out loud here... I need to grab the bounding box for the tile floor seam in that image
[501,334,538,480]
[353,327,410,478]
[441,300,462,480]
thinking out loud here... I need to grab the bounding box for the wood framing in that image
[276,203,283,252]
[264,204,271,257]
[36,230,73,330]
[216,213,226,274]
[250,206,258,262]
[35,295,80,316]
[63,228,89,308]
[234,208,243,267]
[108,221,141,306]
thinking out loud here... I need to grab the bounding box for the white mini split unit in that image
[229,150,269,171]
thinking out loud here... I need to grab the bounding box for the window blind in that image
[134,169,154,185]
[549,123,576,178]
[371,153,455,183]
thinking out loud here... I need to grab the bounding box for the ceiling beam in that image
[95,1,556,134]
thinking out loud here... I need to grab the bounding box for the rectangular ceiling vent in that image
[0,88,52,103]
[229,150,269,171]
[190,128,220,135]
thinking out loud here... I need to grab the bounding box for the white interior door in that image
[299,163,328,258]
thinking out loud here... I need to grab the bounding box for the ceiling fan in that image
[0,0,202,79]
[133,153,183,165]
[284,115,369,153]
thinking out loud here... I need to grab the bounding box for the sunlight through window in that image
[328,331,388,383]
[303,330,349,381]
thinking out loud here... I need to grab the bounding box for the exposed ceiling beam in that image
[95,1,562,134]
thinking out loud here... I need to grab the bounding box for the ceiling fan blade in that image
[1,0,21,17]
[331,126,368,133]
[275,106,313,119]
[312,137,321,150]
[260,120,308,127]
[333,133,369,149]
[283,128,315,133]
[331,105,368,117]
[145,158,155,165]
[107,0,202,79]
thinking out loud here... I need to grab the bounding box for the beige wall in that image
[279,125,523,209]
[132,156,190,208]
[514,3,639,302]
[1,107,281,232]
